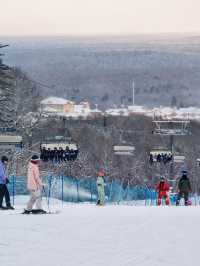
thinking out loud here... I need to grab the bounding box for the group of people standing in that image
[156,171,192,206]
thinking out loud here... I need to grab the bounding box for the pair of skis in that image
[22,186,61,215]
[22,209,60,215]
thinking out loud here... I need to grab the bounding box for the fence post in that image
[126,181,130,204]
[61,175,64,205]
[154,190,157,206]
[76,179,79,202]
[145,187,147,206]
[108,180,113,203]
[150,190,153,206]
[12,175,15,206]
[134,186,137,206]
[117,179,123,205]
[90,179,93,202]
[48,176,52,207]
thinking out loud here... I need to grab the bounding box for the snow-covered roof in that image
[79,101,90,105]
[105,108,129,116]
[40,102,200,121]
[90,108,102,113]
[128,105,147,113]
[149,106,200,120]
[41,97,74,105]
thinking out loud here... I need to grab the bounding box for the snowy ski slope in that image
[0,197,200,266]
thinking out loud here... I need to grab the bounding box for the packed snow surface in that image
[1,197,200,266]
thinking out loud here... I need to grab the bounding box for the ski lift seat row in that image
[40,141,79,162]
[150,149,172,156]
[149,149,172,163]
[152,120,190,136]
[113,145,135,156]
[150,150,172,157]
[0,135,23,149]
[173,155,185,163]
[40,143,77,150]
[153,129,189,135]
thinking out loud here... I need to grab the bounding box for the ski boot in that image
[22,209,31,214]
[0,206,9,210]
[6,205,15,210]
[32,209,47,214]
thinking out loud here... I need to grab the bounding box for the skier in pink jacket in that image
[23,155,46,214]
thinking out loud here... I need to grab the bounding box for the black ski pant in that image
[176,191,189,206]
[0,184,11,207]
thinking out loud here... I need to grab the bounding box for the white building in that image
[40,97,100,118]
[41,97,75,113]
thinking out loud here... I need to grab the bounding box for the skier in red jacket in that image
[156,177,170,206]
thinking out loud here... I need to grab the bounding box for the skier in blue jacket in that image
[0,156,14,210]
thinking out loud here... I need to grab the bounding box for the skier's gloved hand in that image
[6,178,10,184]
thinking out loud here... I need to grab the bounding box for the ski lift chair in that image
[173,155,185,163]
[149,149,172,164]
[113,145,135,156]
[113,130,135,156]
[0,135,23,150]
[152,120,190,136]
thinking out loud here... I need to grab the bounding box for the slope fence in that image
[7,175,200,206]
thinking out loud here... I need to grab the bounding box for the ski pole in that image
[42,186,50,213]
[48,176,52,210]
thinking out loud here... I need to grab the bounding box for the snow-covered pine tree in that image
[0,44,16,129]
[0,44,41,131]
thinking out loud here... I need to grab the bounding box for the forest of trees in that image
[4,35,200,109]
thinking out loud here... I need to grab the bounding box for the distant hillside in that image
[3,35,200,108]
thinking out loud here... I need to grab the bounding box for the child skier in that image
[156,177,170,206]
[96,171,105,206]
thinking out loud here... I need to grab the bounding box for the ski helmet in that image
[182,170,187,174]
[1,156,8,163]
[31,154,40,162]
[160,176,165,182]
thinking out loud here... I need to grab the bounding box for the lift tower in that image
[152,118,191,181]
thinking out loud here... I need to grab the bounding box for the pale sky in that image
[0,0,200,36]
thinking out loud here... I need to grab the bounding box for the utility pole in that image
[132,80,135,106]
